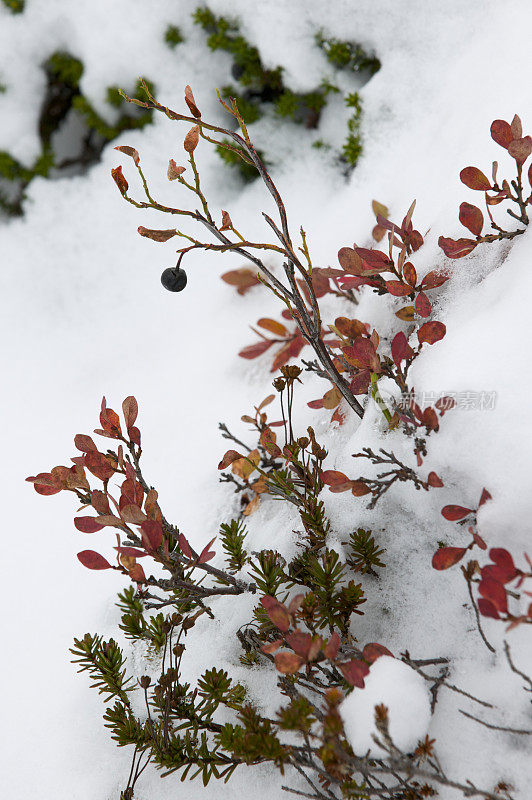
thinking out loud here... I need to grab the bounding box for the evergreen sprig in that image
[70,634,135,704]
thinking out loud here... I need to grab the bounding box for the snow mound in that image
[340,656,431,755]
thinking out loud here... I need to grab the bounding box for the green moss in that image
[45,51,84,87]
[220,85,261,124]
[0,54,154,217]
[215,139,261,182]
[342,91,363,167]
[1,0,24,12]
[316,32,381,76]
[164,24,184,48]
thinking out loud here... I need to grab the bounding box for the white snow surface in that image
[340,656,432,755]
[2,1,532,798]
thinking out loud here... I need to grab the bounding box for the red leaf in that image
[74,516,104,533]
[275,652,304,674]
[84,451,116,482]
[479,576,508,614]
[414,291,431,318]
[422,407,439,432]
[441,505,473,521]
[477,598,500,619]
[432,546,467,570]
[349,370,372,395]
[490,119,513,149]
[220,209,232,231]
[354,247,393,274]
[184,125,199,153]
[138,226,178,242]
[478,488,492,507]
[74,434,97,453]
[140,520,163,551]
[261,596,291,632]
[459,166,491,191]
[91,490,111,515]
[362,643,393,664]
[385,280,412,297]
[111,165,128,195]
[351,481,371,497]
[128,426,141,446]
[427,471,444,487]
[338,247,364,275]
[288,594,305,615]
[391,332,414,368]
[114,145,139,166]
[307,398,325,409]
[511,114,522,139]
[420,270,450,290]
[339,659,370,688]
[238,340,274,360]
[199,537,216,563]
[459,202,484,236]
[435,396,456,414]
[321,470,349,486]
[77,550,112,570]
[221,268,260,295]
[418,321,446,345]
[178,533,193,559]
[438,236,477,259]
[488,548,517,583]
[323,632,340,660]
[472,532,487,550]
[27,472,62,495]
[167,159,185,180]
[122,396,138,430]
[218,449,242,470]
[184,85,201,118]
[402,262,417,287]
[342,338,380,372]
[261,639,283,655]
[508,136,532,167]
[285,631,312,659]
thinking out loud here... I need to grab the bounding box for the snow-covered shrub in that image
[28,84,532,800]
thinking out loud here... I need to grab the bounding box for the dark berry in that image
[161,267,187,292]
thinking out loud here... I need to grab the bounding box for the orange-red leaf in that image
[459,202,484,236]
[362,643,393,664]
[417,321,446,345]
[138,226,178,242]
[257,318,288,337]
[490,119,513,149]
[339,659,370,688]
[275,651,304,674]
[438,236,477,259]
[74,516,104,533]
[441,504,473,521]
[238,340,274,359]
[114,145,139,166]
[432,546,467,570]
[167,159,185,180]
[184,125,199,153]
[111,165,128,195]
[184,85,201,118]
[460,166,491,191]
[77,550,112,570]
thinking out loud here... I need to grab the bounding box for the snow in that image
[340,656,432,755]
[2,0,532,798]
